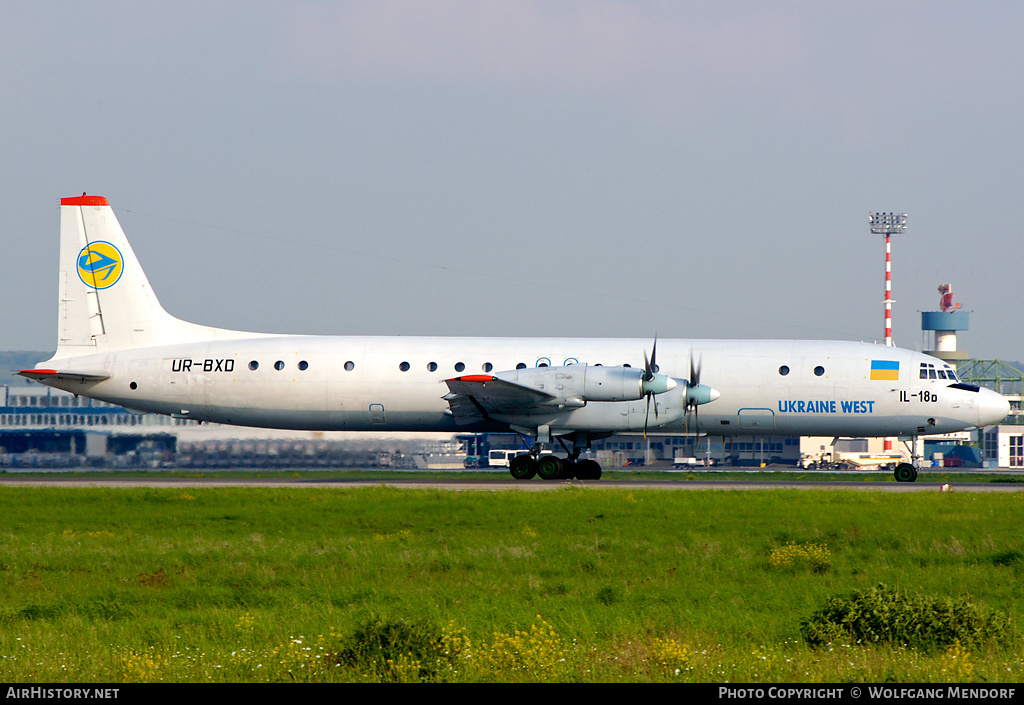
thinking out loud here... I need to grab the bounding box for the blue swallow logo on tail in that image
[77,241,124,289]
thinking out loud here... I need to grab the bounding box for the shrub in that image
[333,616,447,681]
[801,584,1016,650]
[596,585,621,605]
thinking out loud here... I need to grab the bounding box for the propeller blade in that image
[643,336,659,382]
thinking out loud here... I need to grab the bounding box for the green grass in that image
[0,485,1022,682]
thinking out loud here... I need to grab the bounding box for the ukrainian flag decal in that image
[870,360,899,381]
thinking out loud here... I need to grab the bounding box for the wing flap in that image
[443,375,556,425]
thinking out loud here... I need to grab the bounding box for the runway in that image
[1,475,1022,491]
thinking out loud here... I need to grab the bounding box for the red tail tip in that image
[61,195,109,206]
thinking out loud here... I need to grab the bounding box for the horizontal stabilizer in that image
[17,369,111,384]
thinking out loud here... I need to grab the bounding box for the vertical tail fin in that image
[51,195,247,359]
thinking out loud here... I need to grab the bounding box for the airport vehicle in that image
[487,449,519,468]
[487,449,540,468]
[673,455,709,468]
[19,196,1010,482]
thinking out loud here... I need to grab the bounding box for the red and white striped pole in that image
[870,213,906,454]
[884,232,893,451]
[869,212,906,346]
[884,232,893,347]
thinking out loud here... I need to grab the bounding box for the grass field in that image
[1,484,1022,682]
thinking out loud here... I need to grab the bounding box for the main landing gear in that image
[509,434,603,481]
[509,453,602,481]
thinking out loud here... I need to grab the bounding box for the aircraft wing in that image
[17,369,111,384]
[443,374,557,426]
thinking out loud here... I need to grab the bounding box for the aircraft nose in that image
[978,388,1011,426]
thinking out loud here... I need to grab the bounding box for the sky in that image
[1,1,1021,362]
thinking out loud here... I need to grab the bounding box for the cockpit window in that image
[921,361,962,382]
[920,362,941,379]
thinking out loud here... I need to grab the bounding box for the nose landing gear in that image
[893,436,921,482]
[893,462,918,483]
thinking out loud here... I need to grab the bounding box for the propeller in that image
[642,337,675,437]
[685,353,702,436]
[683,352,721,438]
[639,340,719,439]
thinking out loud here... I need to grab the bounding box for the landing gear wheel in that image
[509,455,537,480]
[576,459,602,481]
[894,463,918,483]
[537,456,565,481]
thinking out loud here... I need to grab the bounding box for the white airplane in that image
[20,195,1010,482]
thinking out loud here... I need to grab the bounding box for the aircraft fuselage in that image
[40,336,1004,438]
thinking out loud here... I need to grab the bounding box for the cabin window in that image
[427,362,438,372]
[516,363,527,369]
[482,362,493,372]
[814,366,825,377]
[248,361,259,371]
[454,362,466,372]
[274,361,285,371]
[399,361,410,372]
[344,361,355,371]
[298,361,308,371]
[779,365,790,376]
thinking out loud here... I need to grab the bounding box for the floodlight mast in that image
[869,212,907,347]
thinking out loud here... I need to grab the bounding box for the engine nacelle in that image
[494,364,675,405]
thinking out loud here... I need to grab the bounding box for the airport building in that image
[0,380,806,469]
[3,375,1013,470]
[0,383,459,470]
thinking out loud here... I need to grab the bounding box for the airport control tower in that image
[922,284,969,363]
